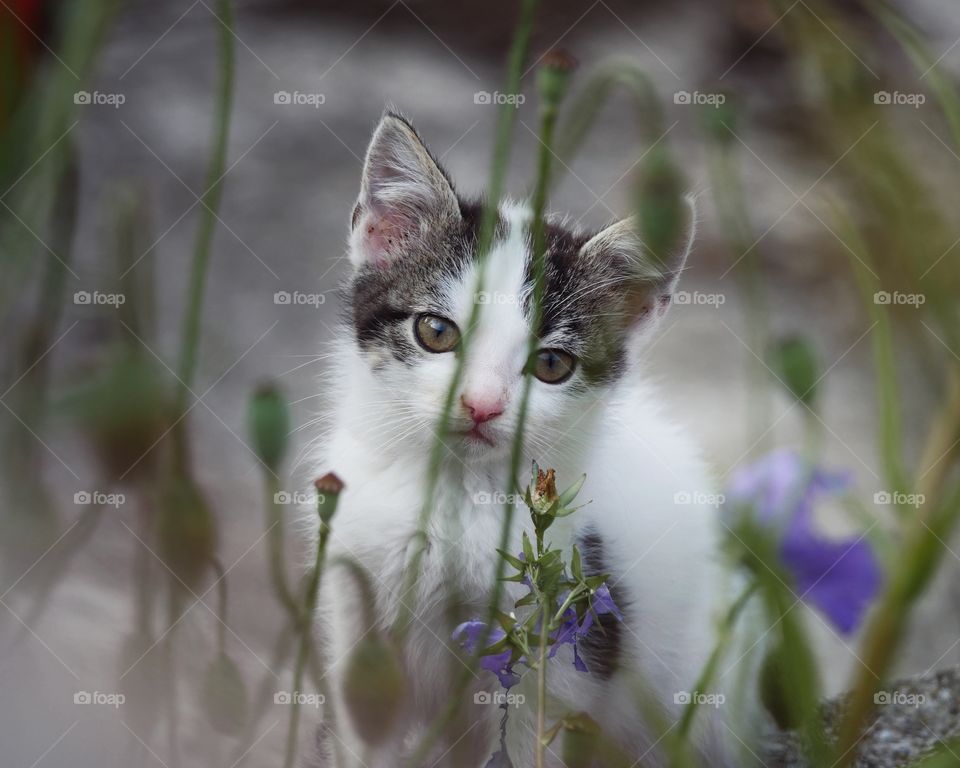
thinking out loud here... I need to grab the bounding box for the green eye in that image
[414,314,461,353]
[533,349,576,384]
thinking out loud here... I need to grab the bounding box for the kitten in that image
[313,112,741,767]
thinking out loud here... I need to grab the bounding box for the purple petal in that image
[725,449,880,634]
[572,643,588,672]
[781,532,882,634]
[453,620,505,654]
[592,584,623,620]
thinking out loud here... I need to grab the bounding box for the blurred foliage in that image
[2,0,960,766]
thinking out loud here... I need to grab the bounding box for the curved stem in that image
[535,600,550,768]
[282,520,331,768]
[171,0,235,466]
[393,0,540,640]
[675,583,757,742]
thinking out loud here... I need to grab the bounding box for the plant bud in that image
[768,336,819,408]
[158,471,217,588]
[636,144,686,268]
[561,713,602,768]
[702,90,736,146]
[60,347,170,480]
[759,643,798,730]
[314,472,344,526]
[341,633,406,746]
[538,49,578,109]
[119,630,165,737]
[247,383,289,473]
[201,652,248,736]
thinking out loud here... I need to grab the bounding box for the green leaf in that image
[522,532,535,562]
[497,549,525,570]
[558,474,587,507]
[571,545,583,581]
[515,592,537,608]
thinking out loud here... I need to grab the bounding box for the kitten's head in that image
[342,112,692,463]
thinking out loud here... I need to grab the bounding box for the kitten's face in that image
[342,113,691,463]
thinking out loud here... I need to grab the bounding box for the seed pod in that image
[702,90,736,146]
[158,471,216,588]
[202,652,248,736]
[768,336,819,408]
[759,643,797,731]
[247,384,289,473]
[314,472,344,526]
[538,49,577,109]
[119,630,165,737]
[636,145,687,269]
[341,633,406,745]
[60,347,170,480]
[561,713,602,768]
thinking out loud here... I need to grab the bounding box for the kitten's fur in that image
[313,113,740,767]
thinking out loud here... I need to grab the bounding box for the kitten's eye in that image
[533,349,576,384]
[414,314,461,353]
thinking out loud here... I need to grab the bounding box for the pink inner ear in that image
[357,207,411,268]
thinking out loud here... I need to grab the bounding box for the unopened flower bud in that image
[341,633,406,745]
[248,383,290,473]
[159,471,217,588]
[314,472,343,526]
[636,145,686,268]
[768,336,819,408]
[202,652,248,736]
[538,49,577,109]
[759,643,798,730]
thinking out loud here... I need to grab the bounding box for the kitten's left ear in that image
[350,112,461,269]
[579,197,695,334]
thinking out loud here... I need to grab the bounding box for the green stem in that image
[282,520,331,768]
[171,0,235,465]
[211,557,228,655]
[393,0,539,640]
[265,475,300,622]
[535,599,550,768]
[675,583,757,742]
[832,480,960,766]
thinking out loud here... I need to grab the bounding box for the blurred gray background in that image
[3,0,960,765]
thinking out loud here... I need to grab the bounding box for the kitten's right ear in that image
[349,112,460,269]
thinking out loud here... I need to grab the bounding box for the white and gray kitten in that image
[312,112,744,767]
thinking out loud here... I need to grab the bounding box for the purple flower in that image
[453,620,520,688]
[726,449,882,634]
[548,585,623,673]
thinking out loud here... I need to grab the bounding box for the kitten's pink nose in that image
[461,394,504,424]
